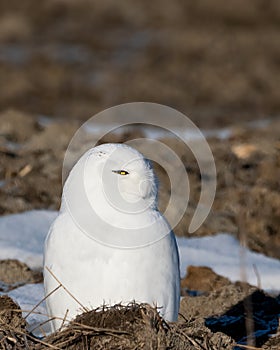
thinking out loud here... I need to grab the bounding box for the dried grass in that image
[0,297,236,350]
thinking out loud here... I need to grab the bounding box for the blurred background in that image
[0,0,280,259]
[0,0,279,126]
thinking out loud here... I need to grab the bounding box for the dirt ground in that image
[0,109,279,350]
[0,0,280,348]
[1,110,279,260]
[0,0,279,124]
[0,265,280,349]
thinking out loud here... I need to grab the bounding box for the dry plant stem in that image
[23,334,31,350]
[39,324,47,338]
[18,164,32,177]
[23,333,61,349]
[237,208,255,347]
[24,284,61,320]
[59,308,69,332]
[252,263,261,289]
[234,343,262,350]
[69,321,130,336]
[3,325,61,350]
[45,266,88,313]
[174,327,207,350]
[7,308,131,336]
[29,316,57,334]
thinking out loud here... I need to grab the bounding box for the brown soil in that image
[0,295,234,349]
[1,112,279,348]
[0,254,279,348]
[156,118,280,259]
[0,1,279,125]
[1,269,279,349]
[1,111,279,259]
[181,265,232,294]
[0,259,42,292]
[0,295,25,329]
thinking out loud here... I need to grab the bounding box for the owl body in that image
[44,143,180,332]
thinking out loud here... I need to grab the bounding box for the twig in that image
[69,321,131,336]
[24,334,31,350]
[18,164,32,177]
[252,264,261,289]
[237,209,255,347]
[24,284,61,320]
[29,316,56,334]
[39,323,47,338]
[4,326,61,350]
[233,343,262,350]
[23,332,61,349]
[45,266,88,313]
[7,308,131,336]
[172,326,207,350]
[59,308,69,332]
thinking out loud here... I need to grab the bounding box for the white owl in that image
[44,143,180,332]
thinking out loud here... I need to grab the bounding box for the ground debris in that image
[0,260,42,292]
[1,281,280,349]
[0,298,235,350]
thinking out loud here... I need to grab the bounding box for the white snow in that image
[0,210,280,333]
[0,210,57,268]
[177,234,280,292]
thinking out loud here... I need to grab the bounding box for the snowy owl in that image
[44,143,180,332]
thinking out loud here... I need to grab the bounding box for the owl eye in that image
[112,170,129,176]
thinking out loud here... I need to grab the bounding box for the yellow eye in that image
[112,170,129,175]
